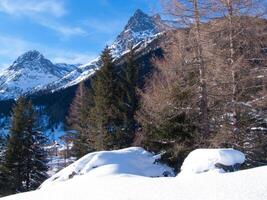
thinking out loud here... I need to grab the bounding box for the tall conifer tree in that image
[119,48,139,145]
[91,47,123,150]
[5,97,48,193]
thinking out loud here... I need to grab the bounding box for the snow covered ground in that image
[1,147,267,200]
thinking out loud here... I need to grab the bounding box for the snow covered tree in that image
[4,97,48,193]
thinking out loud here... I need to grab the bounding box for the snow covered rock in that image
[180,149,245,174]
[40,147,174,189]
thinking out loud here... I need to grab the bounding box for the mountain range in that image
[0,9,170,101]
[0,9,171,138]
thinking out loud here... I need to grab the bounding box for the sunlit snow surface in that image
[2,147,267,200]
[180,149,245,174]
[40,147,174,189]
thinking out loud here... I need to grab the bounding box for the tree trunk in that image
[227,0,238,135]
[193,0,209,136]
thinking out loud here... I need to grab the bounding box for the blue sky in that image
[0,0,160,68]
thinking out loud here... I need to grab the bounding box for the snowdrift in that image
[181,149,245,174]
[3,166,267,200]
[40,147,174,189]
[2,148,267,200]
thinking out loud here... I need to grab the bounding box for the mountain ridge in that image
[0,9,169,100]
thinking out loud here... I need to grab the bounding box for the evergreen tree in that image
[0,134,5,165]
[0,135,9,196]
[66,82,94,158]
[91,47,123,150]
[4,97,48,193]
[119,48,139,145]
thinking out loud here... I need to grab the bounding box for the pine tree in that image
[0,134,5,165]
[66,82,94,158]
[119,48,139,145]
[91,47,123,150]
[4,97,48,193]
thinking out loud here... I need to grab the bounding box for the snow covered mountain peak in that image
[0,51,78,100]
[110,9,169,57]
[49,10,170,91]
[14,50,43,64]
[9,50,61,77]
[124,9,159,33]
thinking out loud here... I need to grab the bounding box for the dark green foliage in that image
[0,135,9,196]
[139,110,197,172]
[118,48,139,146]
[66,48,142,153]
[4,97,48,194]
[0,165,11,197]
[89,47,141,150]
[91,47,124,150]
[0,134,6,164]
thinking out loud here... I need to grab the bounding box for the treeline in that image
[67,0,267,171]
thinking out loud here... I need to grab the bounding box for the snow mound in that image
[3,166,267,200]
[181,149,245,174]
[40,147,174,189]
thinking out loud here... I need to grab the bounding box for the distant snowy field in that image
[2,147,267,200]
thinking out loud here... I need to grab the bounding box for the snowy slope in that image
[2,147,267,200]
[47,58,99,91]
[0,50,78,100]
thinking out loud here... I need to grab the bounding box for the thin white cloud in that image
[0,0,66,17]
[52,52,97,65]
[0,35,33,59]
[83,18,124,35]
[39,19,88,37]
[0,35,95,68]
[0,0,88,38]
